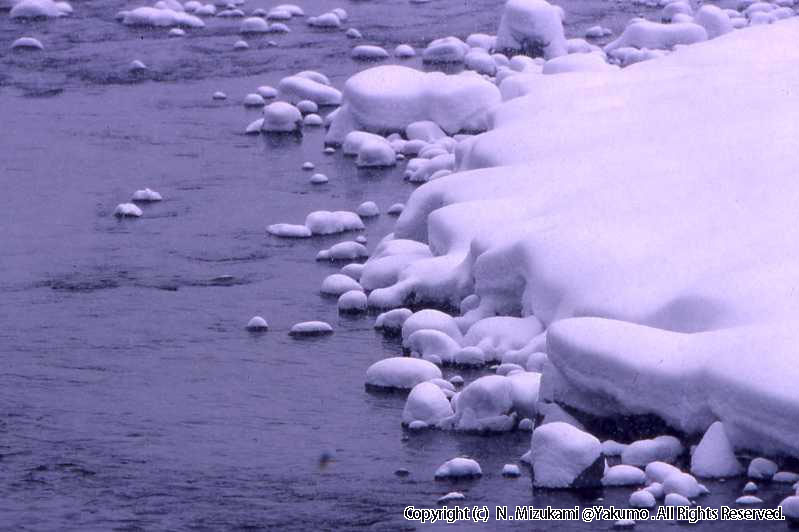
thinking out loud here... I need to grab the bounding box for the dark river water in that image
[0,0,792,530]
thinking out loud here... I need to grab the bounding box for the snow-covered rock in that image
[289,321,333,336]
[267,223,311,238]
[645,461,682,484]
[261,102,302,132]
[434,457,482,479]
[338,290,367,313]
[462,316,544,363]
[246,316,268,331]
[131,188,162,202]
[113,203,142,218]
[585,25,612,39]
[402,309,463,347]
[781,496,799,522]
[122,6,204,27]
[664,493,691,507]
[243,93,265,107]
[629,490,656,508]
[326,65,501,145]
[530,422,603,488]
[374,308,413,334]
[305,211,364,235]
[662,472,706,498]
[321,274,363,295]
[690,421,743,478]
[356,201,380,218]
[437,491,465,502]
[495,0,567,59]
[748,457,778,480]
[736,495,763,505]
[693,5,734,39]
[278,75,342,106]
[542,52,617,74]
[365,357,442,390]
[309,172,328,184]
[11,37,44,50]
[307,12,341,28]
[602,465,646,487]
[11,0,69,18]
[422,36,469,63]
[622,436,683,466]
[351,45,389,61]
[502,464,521,477]
[602,440,628,457]
[394,44,415,58]
[402,381,454,426]
[319,241,368,261]
[449,375,515,432]
[407,329,461,365]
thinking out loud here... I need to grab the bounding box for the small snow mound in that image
[664,493,691,507]
[246,316,268,331]
[351,45,389,61]
[394,44,415,58]
[781,496,799,521]
[304,114,323,126]
[122,6,204,27]
[267,223,311,238]
[346,28,362,39]
[114,203,142,218]
[356,201,380,218]
[374,308,413,333]
[601,440,628,456]
[131,188,162,202]
[366,357,442,390]
[212,91,227,100]
[130,60,148,72]
[387,203,404,215]
[531,422,603,488]
[11,37,44,50]
[743,481,758,494]
[502,464,521,477]
[402,309,463,347]
[622,436,683,466]
[434,457,482,480]
[585,25,612,39]
[736,495,763,505]
[11,0,69,19]
[437,491,465,503]
[496,0,567,59]
[422,36,469,63]
[309,173,328,184]
[289,321,333,336]
[774,471,799,483]
[662,472,705,498]
[278,75,342,106]
[243,93,265,107]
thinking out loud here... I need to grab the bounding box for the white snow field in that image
[368,19,799,457]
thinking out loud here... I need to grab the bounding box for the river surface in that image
[0,0,793,530]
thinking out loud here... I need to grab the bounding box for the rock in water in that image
[690,421,742,478]
[11,37,44,50]
[114,203,142,218]
[365,357,441,390]
[748,457,778,480]
[402,381,453,426]
[531,422,604,488]
[502,464,521,477]
[289,321,333,336]
[246,316,268,331]
[131,188,162,202]
[434,457,482,480]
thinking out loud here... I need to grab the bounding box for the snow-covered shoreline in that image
[360,14,799,459]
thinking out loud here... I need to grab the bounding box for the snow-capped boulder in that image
[495,0,567,59]
[278,75,342,106]
[10,0,68,18]
[338,290,367,313]
[602,465,646,486]
[356,201,380,218]
[305,211,364,235]
[11,37,44,50]
[246,316,268,331]
[542,52,617,74]
[394,44,416,58]
[462,316,544,363]
[131,188,162,202]
[748,457,778,480]
[289,321,333,336]
[114,203,142,218]
[351,45,389,61]
[243,93,265,107]
[502,463,521,477]
[693,5,733,39]
[374,308,413,334]
[662,472,706,498]
[402,381,454,426]
[422,36,469,63]
[122,6,204,27]
[267,223,311,238]
[629,489,656,508]
[434,457,482,479]
[781,496,799,522]
[449,375,515,432]
[326,65,501,145]
[645,461,682,484]
[366,357,442,390]
[406,329,461,364]
[622,436,683,466]
[307,11,341,28]
[356,137,396,167]
[321,274,363,295]
[530,422,604,488]
[261,102,302,132]
[690,421,743,478]
[402,309,463,347]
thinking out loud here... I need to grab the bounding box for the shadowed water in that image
[0,0,793,530]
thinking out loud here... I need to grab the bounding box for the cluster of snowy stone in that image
[112,1,307,29]
[113,188,163,218]
[241,70,339,134]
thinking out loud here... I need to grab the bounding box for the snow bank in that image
[495,0,567,59]
[379,19,799,458]
[326,66,501,144]
[531,422,603,488]
[365,357,442,390]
